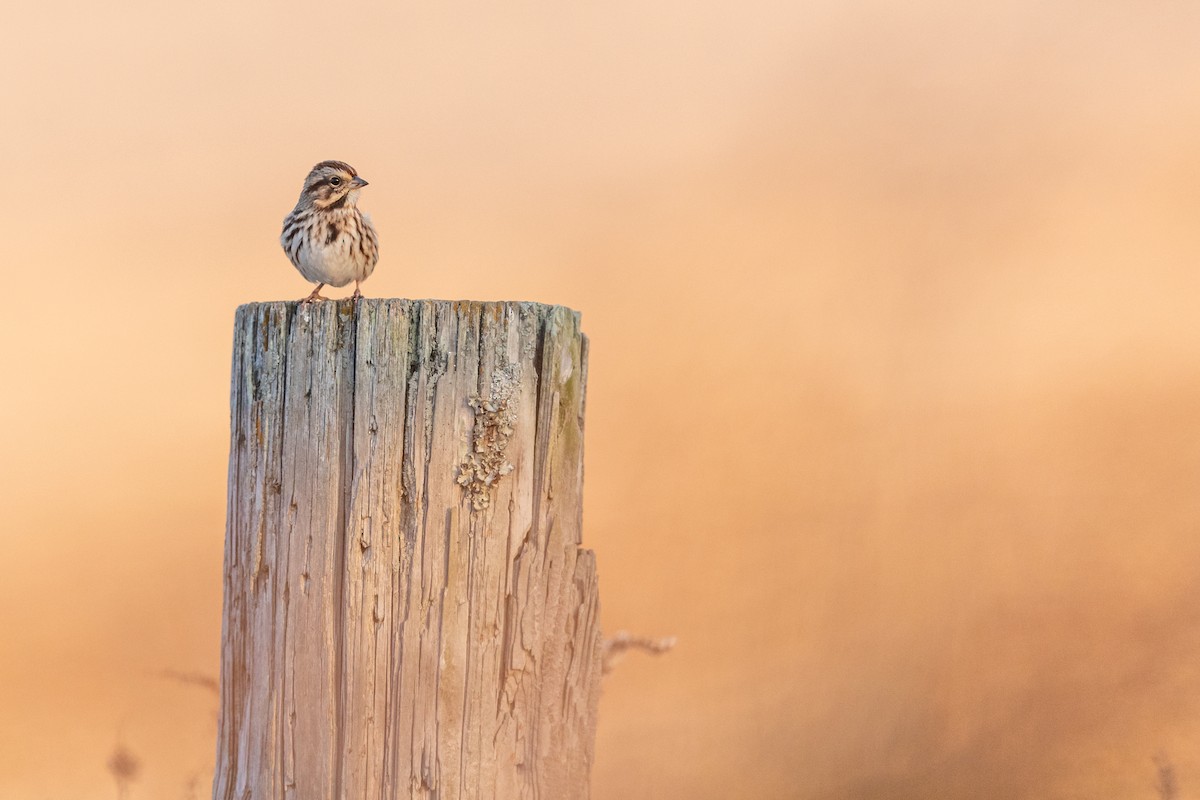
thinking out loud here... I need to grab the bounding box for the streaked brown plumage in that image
[281,160,379,302]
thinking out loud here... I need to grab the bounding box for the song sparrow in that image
[280,160,379,302]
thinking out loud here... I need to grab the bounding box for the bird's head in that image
[298,160,368,210]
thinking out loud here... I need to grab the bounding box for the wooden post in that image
[213,299,602,799]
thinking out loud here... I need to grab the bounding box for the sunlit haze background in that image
[3,2,1200,798]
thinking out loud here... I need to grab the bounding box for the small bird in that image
[280,160,379,302]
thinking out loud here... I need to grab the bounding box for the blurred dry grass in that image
[2,1,1200,798]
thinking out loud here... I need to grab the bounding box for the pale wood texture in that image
[214,299,601,800]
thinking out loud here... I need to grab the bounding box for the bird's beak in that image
[351,177,369,188]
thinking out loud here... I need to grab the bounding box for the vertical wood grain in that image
[214,299,601,800]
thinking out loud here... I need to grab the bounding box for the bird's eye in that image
[329,177,342,186]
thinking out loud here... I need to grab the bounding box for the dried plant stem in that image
[602,630,678,674]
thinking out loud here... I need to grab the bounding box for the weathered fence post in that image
[213,299,602,799]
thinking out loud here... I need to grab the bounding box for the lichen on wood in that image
[456,375,518,510]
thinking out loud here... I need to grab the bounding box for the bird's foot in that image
[301,287,327,304]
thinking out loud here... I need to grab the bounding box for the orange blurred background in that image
[3,2,1200,798]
